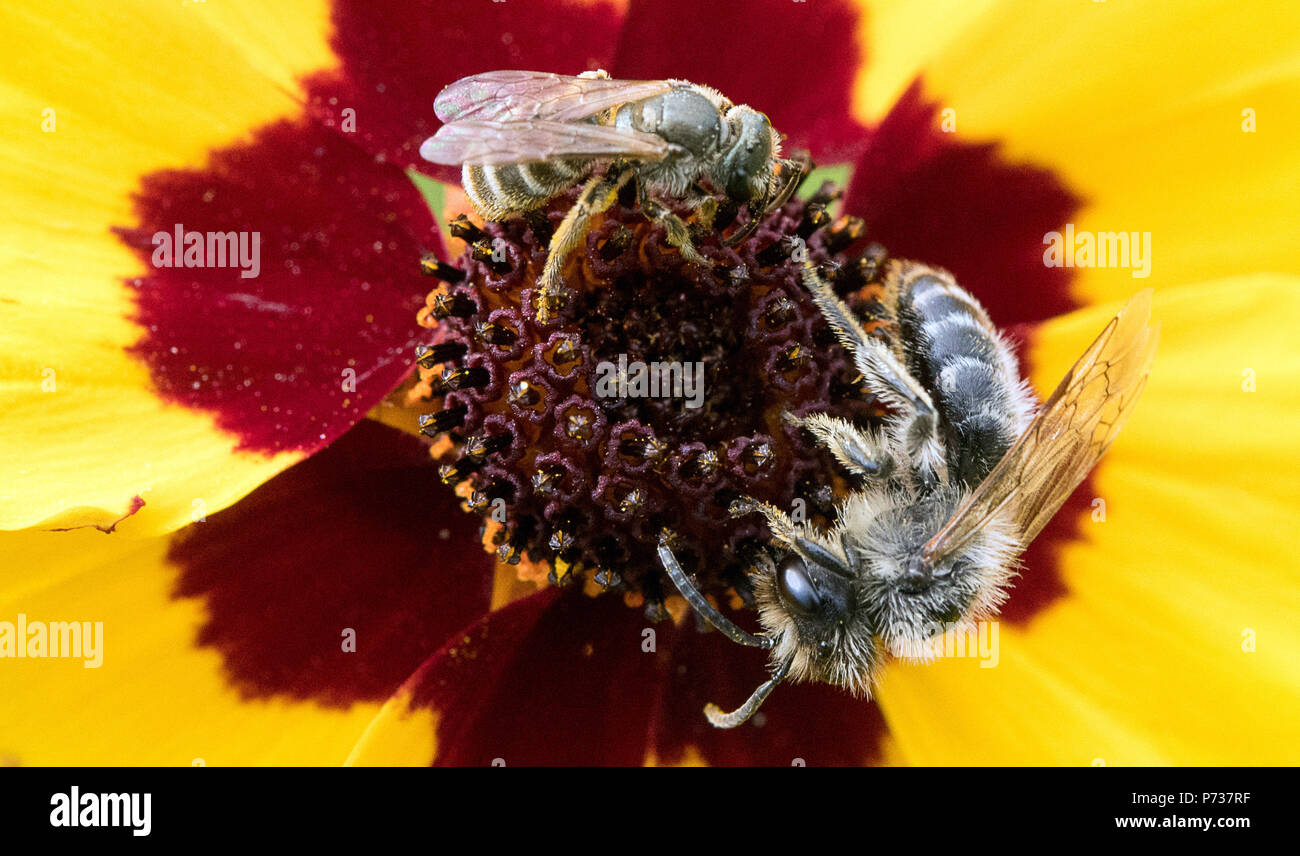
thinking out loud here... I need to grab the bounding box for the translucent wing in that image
[434,70,676,123]
[419,119,672,166]
[923,290,1159,564]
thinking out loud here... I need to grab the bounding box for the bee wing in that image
[923,290,1159,565]
[419,119,672,166]
[434,70,675,123]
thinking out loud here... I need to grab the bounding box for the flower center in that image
[415,182,891,619]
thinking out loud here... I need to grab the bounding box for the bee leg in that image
[782,411,894,481]
[727,495,799,545]
[682,182,717,230]
[536,165,634,323]
[731,495,852,576]
[638,190,708,267]
[799,262,946,478]
[694,197,719,232]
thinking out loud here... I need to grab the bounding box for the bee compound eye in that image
[777,554,821,616]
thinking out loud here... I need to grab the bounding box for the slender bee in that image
[659,261,1159,727]
[420,69,809,323]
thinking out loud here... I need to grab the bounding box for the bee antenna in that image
[704,657,792,729]
[656,542,773,650]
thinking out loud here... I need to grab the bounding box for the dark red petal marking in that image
[116,119,438,455]
[845,80,1083,328]
[167,420,493,706]
[305,0,628,179]
[409,589,885,766]
[611,0,869,161]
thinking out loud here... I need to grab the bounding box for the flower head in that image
[2,0,1299,766]
[412,180,894,610]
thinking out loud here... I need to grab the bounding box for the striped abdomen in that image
[893,264,1034,486]
[462,159,592,221]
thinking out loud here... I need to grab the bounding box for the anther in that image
[796,203,830,239]
[643,599,670,623]
[464,430,513,460]
[715,264,749,286]
[594,568,623,589]
[447,214,489,245]
[430,291,478,320]
[470,239,512,274]
[599,225,633,261]
[474,321,518,348]
[860,242,888,280]
[438,456,482,486]
[496,519,533,565]
[614,486,645,516]
[741,441,775,472]
[508,379,543,408]
[564,409,594,442]
[775,343,810,372]
[415,341,468,369]
[762,297,796,329]
[468,478,511,511]
[419,255,466,283]
[619,435,667,466]
[417,405,466,437]
[549,337,579,366]
[824,215,866,254]
[431,365,490,394]
[548,527,575,553]
[807,181,844,208]
[679,449,720,481]
[548,563,576,586]
[498,540,525,565]
[531,464,564,496]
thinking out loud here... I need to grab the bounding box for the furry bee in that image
[420,69,809,323]
[659,261,1159,727]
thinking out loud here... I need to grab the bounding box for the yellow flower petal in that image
[344,686,439,767]
[885,0,1300,306]
[853,0,1000,122]
[0,528,380,765]
[0,0,335,534]
[876,275,1300,764]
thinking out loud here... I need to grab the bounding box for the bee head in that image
[714,105,780,204]
[751,541,881,697]
[845,488,1020,659]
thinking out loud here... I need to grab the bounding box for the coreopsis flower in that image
[1,0,1297,766]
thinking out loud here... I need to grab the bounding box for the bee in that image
[420,69,810,323]
[659,261,1159,727]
